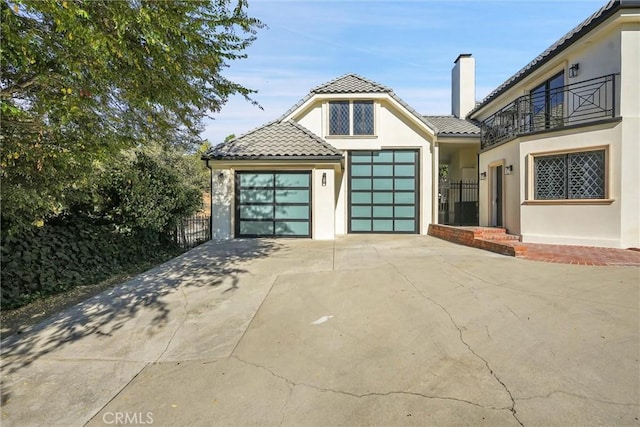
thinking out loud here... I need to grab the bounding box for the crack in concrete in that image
[232,355,512,413]
[278,381,294,426]
[517,390,640,407]
[387,262,524,427]
[155,285,189,363]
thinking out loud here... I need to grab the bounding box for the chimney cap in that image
[454,53,473,63]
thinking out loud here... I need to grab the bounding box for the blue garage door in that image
[349,150,419,233]
[235,171,311,237]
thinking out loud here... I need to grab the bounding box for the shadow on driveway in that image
[0,239,282,384]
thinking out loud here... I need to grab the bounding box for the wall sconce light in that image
[321,172,327,187]
[217,172,225,182]
[569,63,580,78]
[505,165,513,175]
[479,172,487,180]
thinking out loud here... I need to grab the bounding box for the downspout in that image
[205,158,213,240]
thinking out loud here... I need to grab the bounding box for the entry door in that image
[349,150,419,233]
[235,171,311,237]
[492,166,503,227]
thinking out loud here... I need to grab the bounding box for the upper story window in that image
[329,101,374,136]
[531,72,564,131]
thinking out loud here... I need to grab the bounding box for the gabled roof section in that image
[280,73,436,134]
[423,116,480,136]
[203,120,342,161]
[469,0,636,117]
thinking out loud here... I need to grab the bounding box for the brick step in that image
[480,234,521,241]
[428,224,525,257]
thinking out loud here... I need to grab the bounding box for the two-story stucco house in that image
[469,0,639,249]
[204,0,638,248]
[202,68,480,240]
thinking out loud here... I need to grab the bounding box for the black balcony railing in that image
[480,74,618,149]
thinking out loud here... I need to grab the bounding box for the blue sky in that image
[201,0,605,144]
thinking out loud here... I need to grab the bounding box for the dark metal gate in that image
[438,180,479,226]
[174,215,211,249]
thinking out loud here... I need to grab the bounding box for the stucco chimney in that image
[451,54,476,119]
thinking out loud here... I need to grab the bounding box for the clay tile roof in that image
[311,73,391,94]
[423,115,480,135]
[203,120,342,160]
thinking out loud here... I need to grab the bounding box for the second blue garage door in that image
[349,150,419,233]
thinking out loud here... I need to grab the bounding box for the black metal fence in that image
[174,216,211,249]
[438,180,478,226]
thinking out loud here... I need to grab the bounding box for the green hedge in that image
[1,215,183,310]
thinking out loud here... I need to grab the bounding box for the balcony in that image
[480,74,618,150]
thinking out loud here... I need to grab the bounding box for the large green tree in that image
[1,0,263,228]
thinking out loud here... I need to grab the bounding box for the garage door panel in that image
[373,178,393,190]
[372,219,393,231]
[351,192,371,204]
[239,189,273,203]
[351,205,372,217]
[373,192,393,204]
[351,152,372,163]
[239,205,273,219]
[395,165,415,176]
[275,205,309,220]
[349,149,418,234]
[351,179,372,190]
[372,164,393,175]
[395,193,415,204]
[275,221,309,236]
[373,206,393,217]
[394,220,415,232]
[351,219,371,232]
[372,151,393,163]
[394,178,415,190]
[240,221,274,236]
[240,173,274,187]
[275,189,309,203]
[394,151,416,162]
[275,173,309,187]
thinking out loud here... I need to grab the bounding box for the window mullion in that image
[564,154,570,199]
[350,101,354,136]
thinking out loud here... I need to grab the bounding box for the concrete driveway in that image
[1,235,638,426]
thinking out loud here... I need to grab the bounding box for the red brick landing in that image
[428,224,525,257]
[428,224,640,266]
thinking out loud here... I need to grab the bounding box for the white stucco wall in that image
[312,168,336,240]
[619,23,640,248]
[475,13,639,248]
[519,124,623,247]
[472,20,623,122]
[211,169,232,240]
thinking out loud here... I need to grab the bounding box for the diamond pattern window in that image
[329,101,350,135]
[353,101,374,135]
[534,150,605,200]
[329,101,374,136]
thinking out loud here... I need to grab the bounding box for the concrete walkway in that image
[1,235,638,426]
